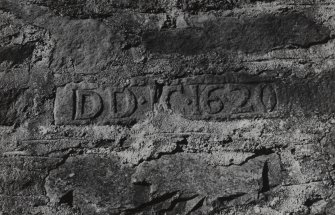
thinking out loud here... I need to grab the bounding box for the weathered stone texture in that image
[1,0,335,214]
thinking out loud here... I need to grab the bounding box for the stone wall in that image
[0,0,335,214]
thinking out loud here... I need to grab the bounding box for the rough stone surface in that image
[1,0,335,214]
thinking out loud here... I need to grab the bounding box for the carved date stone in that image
[55,75,282,125]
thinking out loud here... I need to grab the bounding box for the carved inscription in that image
[54,82,154,125]
[161,83,278,119]
[74,90,103,120]
[54,75,279,125]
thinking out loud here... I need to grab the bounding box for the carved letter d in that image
[74,90,103,120]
